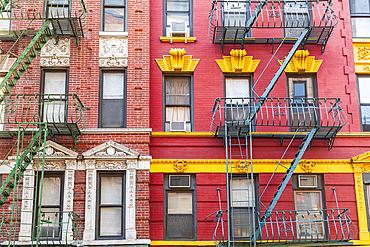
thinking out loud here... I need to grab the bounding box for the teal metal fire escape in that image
[209,0,356,246]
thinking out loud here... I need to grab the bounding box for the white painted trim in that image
[87,239,151,245]
[99,31,128,37]
[81,128,152,134]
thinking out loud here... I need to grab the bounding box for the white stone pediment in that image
[82,140,139,159]
[38,140,78,159]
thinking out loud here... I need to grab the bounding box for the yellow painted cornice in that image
[216,49,260,73]
[278,50,322,73]
[155,48,200,72]
[160,36,197,43]
[353,42,370,74]
[151,241,214,246]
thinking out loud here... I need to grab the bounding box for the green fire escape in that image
[209,0,357,246]
[0,1,87,246]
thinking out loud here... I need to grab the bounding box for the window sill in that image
[87,239,151,245]
[160,36,196,43]
[99,31,128,37]
[353,38,370,43]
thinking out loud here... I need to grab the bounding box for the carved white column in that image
[83,161,96,242]
[62,160,76,241]
[19,166,35,242]
[126,160,136,239]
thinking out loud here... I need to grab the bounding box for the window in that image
[41,70,68,123]
[99,70,126,128]
[284,2,310,38]
[230,176,256,239]
[357,76,370,131]
[350,0,370,37]
[35,172,64,239]
[225,76,250,122]
[164,0,192,37]
[0,5,11,31]
[45,0,71,33]
[164,174,196,240]
[164,76,192,132]
[97,173,125,239]
[287,75,317,131]
[101,0,126,32]
[292,174,324,240]
[222,1,251,29]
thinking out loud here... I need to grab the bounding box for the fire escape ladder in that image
[0,21,54,104]
[246,27,311,126]
[252,127,318,241]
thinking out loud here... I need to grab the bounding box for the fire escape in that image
[0,1,87,246]
[209,0,357,246]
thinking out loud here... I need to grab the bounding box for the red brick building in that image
[149,0,370,246]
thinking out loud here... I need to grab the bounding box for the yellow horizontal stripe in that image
[151,241,215,246]
[159,37,197,43]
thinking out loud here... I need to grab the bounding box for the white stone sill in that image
[86,239,151,245]
[82,128,152,134]
[99,31,128,37]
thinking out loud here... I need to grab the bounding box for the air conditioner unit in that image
[170,121,186,132]
[298,175,317,188]
[169,175,190,188]
[170,21,187,44]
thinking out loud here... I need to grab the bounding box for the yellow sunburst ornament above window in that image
[216,49,260,73]
[155,48,200,72]
[279,50,322,73]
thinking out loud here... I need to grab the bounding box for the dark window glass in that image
[100,71,126,128]
[97,173,125,239]
[102,0,125,31]
[358,76,370,131]
[350,0,370,37]
[165,174,196,240]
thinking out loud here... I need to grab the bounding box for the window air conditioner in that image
[170,121,186,132]
[169,175,190,188]
[298,175,317,188]
[170,21,187,44]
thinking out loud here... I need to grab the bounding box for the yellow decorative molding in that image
[216,49,260,73]
[300,160,316,173]
[279,50,322,73]
[155,48,200,72]
[353,42,370,74]
[151,241,215,246]
[160,36,197,43]
[173,159,187,173]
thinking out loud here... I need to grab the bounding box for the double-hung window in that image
[99,70,126,128]
[350,0,370,37]
[230,176,256,239]
[293,174,324,240]
[165,174,196,240]
[164,76,192,132]
[36,172,64,239]
[164,0,191,37]
[357,76,370,131]
[0,5,11,31]
[225,76,250,123]
[41,70,68,123]
[284,2,310,38]
[101,0,126,31]
[45,0,70,33]
[97,173,125,239]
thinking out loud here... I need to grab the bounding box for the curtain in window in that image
[231,178,254,207]
[166,78,190,104]
[225,78,249,104]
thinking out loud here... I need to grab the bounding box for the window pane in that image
[350,0,370,13]
[168,192,192,214]
[231,178,254,207]
[232,208,252,238]
[104,8,125,31]
[295,191,322,210]
[100,207,122,236]
[41,177,61,206]
[44,72,66,95]
[101,100,125,127]
[101,176,122,205]
[103,73,124,99]
[40,208,61,238]
[361,106,370,131]
[352,18,370,37]
[167,0,189,11]
[166,107,190,122]
[166,77,190,104]
[43,101,66,123]
[105,0,125,5]
[167,13,189,27]
[359,77,370,103]
[48,7,69,18]
[226,78,250,104]
[167,214,193,238]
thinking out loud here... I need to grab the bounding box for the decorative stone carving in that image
[155,48,200,72]
[85,160,95,170]
[99,36,128,68]
[40,37,70,67]
[300,160,316,173]
[279,50,322,73]
[358,47,370,60]
[128,170,135,208]
[86,170,93,210]
[173,159,187,173]
[65,160,77,170]
[82,140,139,159]
[33,161,66,170]
[234,160,247,173]
[216,49,260,73]
[65,170,74,211]
[95,161,127,170]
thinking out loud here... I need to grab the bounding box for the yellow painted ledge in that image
[351,240,370,245]
[151,241,214,246]
[160,37,197,43]
[151,132,370,138]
